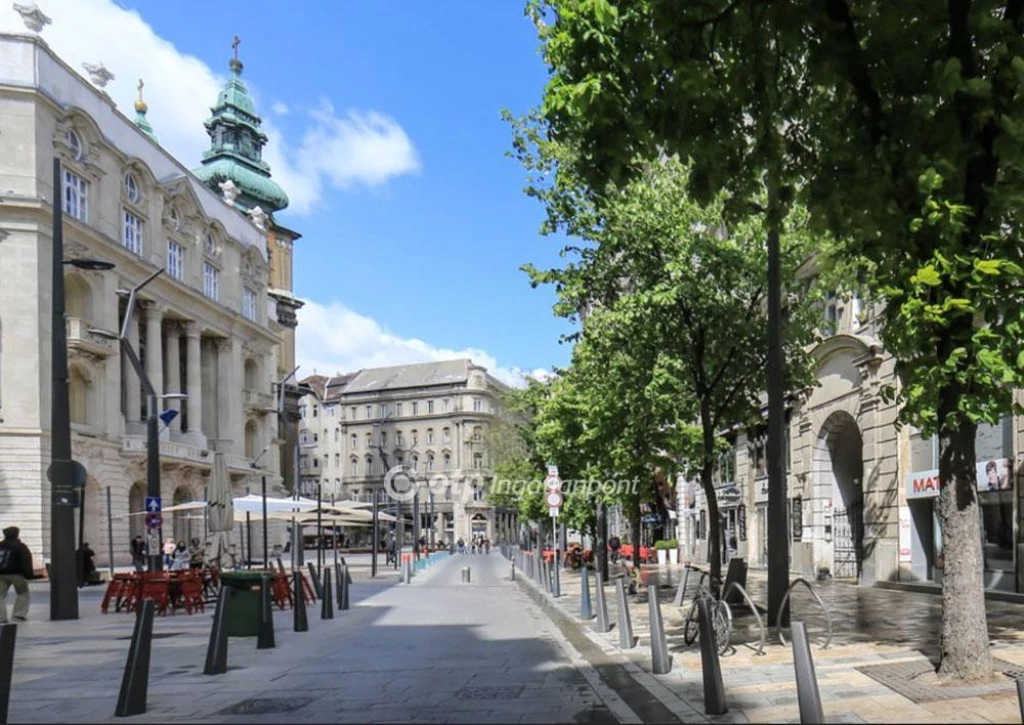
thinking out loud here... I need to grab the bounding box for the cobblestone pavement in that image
[4,554,628,724]
[518,553,1024,724]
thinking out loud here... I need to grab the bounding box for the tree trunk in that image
[701,404,722,584]
[937,413,992,679]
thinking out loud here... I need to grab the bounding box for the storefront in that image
[904,418,1017,592]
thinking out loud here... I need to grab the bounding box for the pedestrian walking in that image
[130,534,147,572]
[0,526,33,623]
[188,538,205,569]
[162,537,176,568]
[457,538,466,555]
[171,540,189,570]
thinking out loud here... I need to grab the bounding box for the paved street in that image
[4,553,627,724]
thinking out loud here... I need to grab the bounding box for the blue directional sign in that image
[145,496,162,513]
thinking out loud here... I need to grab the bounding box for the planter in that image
[657,549,668,566]
[669,548,679,566]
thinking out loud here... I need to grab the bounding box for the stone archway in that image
[814,410,864,582]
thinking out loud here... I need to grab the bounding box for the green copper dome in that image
[193,45,289,214]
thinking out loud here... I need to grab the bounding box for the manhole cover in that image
[116,632,184,640]
[857,657,1021,703]
[217,698,312,715]
[455,686,524,700]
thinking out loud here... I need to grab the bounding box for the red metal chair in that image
[177,572,206,614]
[138,573,172,615]
[101,574,134,613]
[271,572,293,610]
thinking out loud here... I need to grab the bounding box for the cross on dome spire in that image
[230,35,243,73]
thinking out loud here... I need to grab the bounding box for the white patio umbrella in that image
[232,494,319,514]
[207,452,235,569]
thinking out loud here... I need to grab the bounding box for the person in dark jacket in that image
[0,526,33,622]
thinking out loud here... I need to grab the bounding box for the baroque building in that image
[0,29,297,565]
[297,360,520,545]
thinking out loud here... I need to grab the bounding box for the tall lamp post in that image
[49,158,116,620]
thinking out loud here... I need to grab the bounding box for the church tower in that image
[194,38,306,495]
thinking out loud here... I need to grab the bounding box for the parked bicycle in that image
[683,570,733,655]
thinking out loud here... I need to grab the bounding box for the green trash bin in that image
[219,571,271,637]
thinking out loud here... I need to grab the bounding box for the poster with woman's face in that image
[982,459,1012,491]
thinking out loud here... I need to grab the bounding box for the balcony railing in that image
[66,317,116,358]
[243,389,274,411]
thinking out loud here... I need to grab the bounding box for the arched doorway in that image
[128,482,146,542]
[172,485,196,543]
[815,411,864,582]
[470,513,489,540]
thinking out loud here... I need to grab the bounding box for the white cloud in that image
[271,101,290,115]
[0,0,418,215]
[296,299,544,388]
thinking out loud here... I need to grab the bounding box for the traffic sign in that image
[544,475,562,491]
[546,491,563,508]
[549,507,559,518]
[144,512,162,529]
[145,496,162,513]
[546,464,559,477]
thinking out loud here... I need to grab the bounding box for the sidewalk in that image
[514,554,1023,724]
[4,554,622,724]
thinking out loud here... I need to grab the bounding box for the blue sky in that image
[121,1,575,380]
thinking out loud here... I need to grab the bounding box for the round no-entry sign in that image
[546,491,563,508]
[543,475,562,491]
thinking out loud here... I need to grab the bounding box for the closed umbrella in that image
[207,452,234,569]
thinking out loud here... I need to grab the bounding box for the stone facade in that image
[682,285,1023,591]
[297,360,519,545]
[0,33,285,565]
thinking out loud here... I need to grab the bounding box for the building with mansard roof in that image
[0,26,300,566]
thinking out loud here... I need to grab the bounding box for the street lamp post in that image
[49,157,116,620]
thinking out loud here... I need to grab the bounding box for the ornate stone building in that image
[297,360,519,545]
[0,29,295,564]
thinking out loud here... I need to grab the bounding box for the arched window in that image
[66,129,83,160]
[442,427,450,444]
[426,428,434,445]
[381,431,387,447]
[411,454,419,472]
[350,457,358,476]
[411,429,418,445]
[334,453,340,468]
[426,453,434,473]
[365,455,373,476]
[334,428,340,442]
[443,453,451,470]
[124,172,140,204]
[351,433,358,450]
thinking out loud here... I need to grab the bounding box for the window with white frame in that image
[412,401,419,415]
[396,431,404,447]
[442,427,450,444]
[365,456,373,475]
[473,452,483,469]
[472,426,482,442]
[350,433,358,450]
[122,210,143,254]
[381,431,387,447]
[443,453,451,470]
[66,129,83,161]
[350,406,357,419]
[350,458,358,476]
[473,485,485,501]
[426,453,434,473]
[204,232,216,256]
[124,173,140,204]
[365,432,372,449]
[411,455,419,472]
[365,405,372,418]
[63,170,88,222]
[823,291,839,336]
[426,429,434,445]
[427,400,434,414]
[203,262,220,300]
[473,398,483,412]
[167,240,184,280]
[443,398,450,413]
[380,404,389,418]
[243,287,257,321]
[334,453,340,468]
[411,429,418,445]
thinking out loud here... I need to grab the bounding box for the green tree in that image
[528,0,1024,679]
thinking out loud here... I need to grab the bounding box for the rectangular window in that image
[412,402,419,415]
[380,404,389,418]
[167,240,184,280]
[823,291,839,336]
[473,398,483,412]
[350,406,357,420]
[396,403,403,416]
[365,405,372,418]
[122,209,143,254]
[443,398,450,412]
[203,262,220,301]
[243,287,257,321]
[63,170,88,221]
[427,400,434,414]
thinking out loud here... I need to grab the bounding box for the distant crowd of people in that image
[130,536,207,571]
[456,536,491,555]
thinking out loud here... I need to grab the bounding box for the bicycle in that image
[683,572,733,655]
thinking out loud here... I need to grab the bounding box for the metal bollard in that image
[402,560,412,584]
[580,566,594,620]
[321,568,334,620]
[338,565,351,611]
[307,562,323,599]
[461,566,472,583]
[334,564,343,607]
[203,587,231,675]
[293,570,309,633]
[115,599,155,717]
[553,550,561,598]
[594,575,611,633]
[673,567,691,607]
[511,560,516,581]
[648,586,672,674]
[0,623,15,725]
[615,577,637,648]
[257,576,276,650]
[697,597,727,715]
[792,621,824,724]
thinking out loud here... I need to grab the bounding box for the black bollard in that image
[257,576,276,650]
[594,575,611,633]
[203,587,231,675]
[553,549,561,598]
[697,598,727,715]
[334,564,343,606]
[115,599,155,717]
[792,621,824,724]
[648,586,672,674]
[614,577,637,649]
[0,624,15,724]
[320,568,334,620]
[293,570,309,633]
[307,562,323,599]
[339,565,351,610]
[580,566,594,620]
[276,557,286,574]
[1018,679,1024,725]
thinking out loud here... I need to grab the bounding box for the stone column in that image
[164,323,182,431]
[124,312,141,424]
[185,322,202,437]
[143,302,163,400]
[216,338,233,453]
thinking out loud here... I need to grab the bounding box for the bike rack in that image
[776,577,834,650]
[720,581,766,656]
